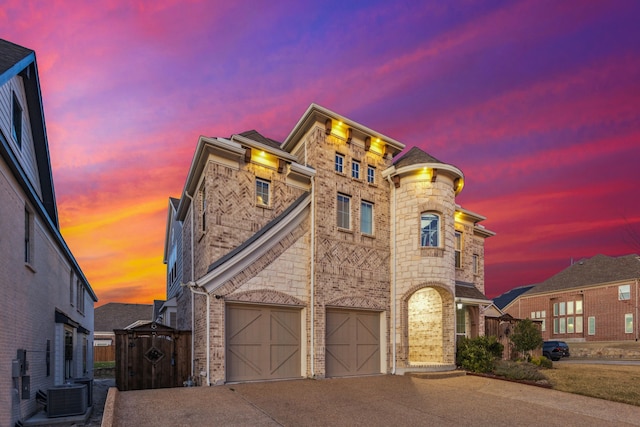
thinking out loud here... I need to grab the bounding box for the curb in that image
[100,387,118,427]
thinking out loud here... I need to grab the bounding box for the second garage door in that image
[325,308,381,377]
[226,304,301,382]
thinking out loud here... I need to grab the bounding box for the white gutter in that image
[310,176,315,377]
[386,174,397,375]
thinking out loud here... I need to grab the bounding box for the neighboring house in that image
[501,254,640,341]
[0,39,97,425]
[165,104,495,385]
[493,285,535,311]
[94,303,153,346]
[158,197,183,328]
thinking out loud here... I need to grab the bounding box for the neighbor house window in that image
[12,92,23,148]
[335,153,344,173]
[575,300,583,314]
[337,194,350,229]
[76,280,84,314]
[619,284,631,300]
[567,316,574,333]
[256,178,270,206]
[576,316,583,334]
[360,201,373,235]
[367,166,375,184]
[351,160,360,179]
[625,314,633,334]
[454,232,462,268]
[420,213,440,247]
[559,302,566,316]
[588,316,596,335]
[24,209,33,264]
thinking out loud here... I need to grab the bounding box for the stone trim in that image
[225,289,305,306]
[325,296,385,311]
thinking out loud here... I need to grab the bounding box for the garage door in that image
[325,308,380,377]
[226,304,301,382]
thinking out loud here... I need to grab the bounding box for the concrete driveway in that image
[107,374,640,426]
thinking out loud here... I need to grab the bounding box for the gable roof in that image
[493,285,535,310]
[455,281,492,303]
[94,303,153,332]
[524,254,640,296]
[0,39,97,302]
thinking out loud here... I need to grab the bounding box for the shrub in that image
[493,360,548,382]
[510,318,544,359]
[530,355,553,369]
[456,336,504,373]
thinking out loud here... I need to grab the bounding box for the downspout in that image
[386,174,397,374]
[184,191,196,378]
[310,176,315,377]
[188,284,211,386]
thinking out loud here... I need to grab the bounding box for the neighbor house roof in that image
[95,303,153,332]
[493,285,535,310]
[524,254,640,296]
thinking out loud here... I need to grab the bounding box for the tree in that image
[509,318,543,360]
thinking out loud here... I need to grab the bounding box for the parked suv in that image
[543,341,570,361]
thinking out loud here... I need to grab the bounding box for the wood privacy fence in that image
[115,323,191,391]
[94,345,115,362]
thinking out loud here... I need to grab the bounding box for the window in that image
[531,312,535,319]
[553,318,559,334]
[541,319,546,332]
[553,303,558,316]
[454,231,462,268]
[12,92,22,148]
[256,178,270,206]
[576,316,583,334]
[625,314,633,334]
[588,316,596,335]
[619,284,631,300]
[70,272,74,306]
[200,184,206,232]
[472,254,479,274]
[337,194,350,229]
[367,166,375,184]
[559,317,566,333]
[351,160,360,179]
[64,328,74,379]
[567,316,574,333]
[567,301,574,315]
[575,300,583,314]
[24,209,33,264]
[76,280,84,314]
[559,302,566,316]
[335,153,344,173]
[456,305,466,335]
[420,213,439,247]
[360,201,373,235]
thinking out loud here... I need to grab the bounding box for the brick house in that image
[0,39,97,425]
[165,104,494,385]
[501,254,640,342]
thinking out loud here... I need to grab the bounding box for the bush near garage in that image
[456,336,504,373]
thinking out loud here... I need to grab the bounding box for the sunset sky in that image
[3,0,639,304]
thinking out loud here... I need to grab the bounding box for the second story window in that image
[337,194,351,229]
[420,213,439,247]
[335,153,344,173]
[351,160,360,179]
[256,178,270,206]
[455,231,462,268]
[360,201,373,235]
[13,92,23,148]
[367,166,375,184]
[619,284,631,300]
[76,280,85,314]
[472,254,479,274]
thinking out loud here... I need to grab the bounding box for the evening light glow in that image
[3,0,639,305]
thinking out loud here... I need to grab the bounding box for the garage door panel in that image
[227,304,301,382]
[326,309,380,377]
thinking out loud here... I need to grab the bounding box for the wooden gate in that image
[115,323,191,391]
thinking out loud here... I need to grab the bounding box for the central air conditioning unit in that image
[47,384,88,418]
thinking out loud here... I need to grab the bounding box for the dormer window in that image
[420,213,440,247]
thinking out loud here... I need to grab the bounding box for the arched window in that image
[420,213,440,247]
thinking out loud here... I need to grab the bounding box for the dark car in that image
[543,341,570,361]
